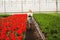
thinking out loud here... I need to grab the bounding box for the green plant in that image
[33,13,60,40]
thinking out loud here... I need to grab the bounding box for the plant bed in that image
[33,13,60,40]
[0,14,27,40]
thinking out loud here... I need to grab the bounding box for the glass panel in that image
[5,0,21,12]
[58,2,60,11]
[40,0,56,11]
[0,1,4,12]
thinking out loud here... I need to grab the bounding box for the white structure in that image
[0,0,60,13]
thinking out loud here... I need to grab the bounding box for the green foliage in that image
[0,14,10,18]
[33,13,60,40]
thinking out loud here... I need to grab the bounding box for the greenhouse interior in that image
[0,0,60,40]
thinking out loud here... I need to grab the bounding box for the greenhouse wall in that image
[0,0,60,13]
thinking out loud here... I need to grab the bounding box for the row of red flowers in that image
[0,14,27,40]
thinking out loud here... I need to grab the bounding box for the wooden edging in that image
[32,17,45,40]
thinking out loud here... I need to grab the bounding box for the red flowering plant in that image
[0,14,27,40]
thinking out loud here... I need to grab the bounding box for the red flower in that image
[17,36,22,40]
[6,36,10,40]
[0,14,27,40]
[10,33,16,40]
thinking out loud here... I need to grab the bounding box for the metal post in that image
[56,0,58,13]
[4,0,6,14]
[2,0,4,13]
[21,0,23,13]
[39,0,40,12]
